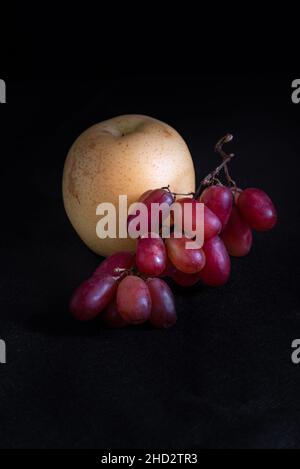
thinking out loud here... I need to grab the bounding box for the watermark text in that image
[0,79,6,103]
[291,339,300,364]
[96,196,204,249]
[292,79,300,104]
[0,339,6,364]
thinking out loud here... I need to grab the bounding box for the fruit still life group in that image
[62,115,277,329]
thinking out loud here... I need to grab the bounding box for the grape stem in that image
[161,186,194,198]
[112,267,133,281]
[215,134,237,188]
[114,267,149,282]
[194,154,234,199]
[162,134,236,200]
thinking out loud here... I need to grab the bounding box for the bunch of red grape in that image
[69,135,277,329]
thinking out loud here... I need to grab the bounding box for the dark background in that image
[0,73,300,449]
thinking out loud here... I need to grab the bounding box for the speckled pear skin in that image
[63,115,196,257]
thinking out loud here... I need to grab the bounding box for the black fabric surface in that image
[0,75,299,449]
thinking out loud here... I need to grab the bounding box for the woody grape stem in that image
[215,134,236,187]
[194,154,234,199]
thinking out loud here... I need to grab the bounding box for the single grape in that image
[160,259,201,286]
[142,188,174,208]
[127,191,151,231]
[237,188,277,232]
[70,275,117,321]
[136,234,167,276]
[221,206,253,257]
[147,278,177,328]
[159,259,177,278]
[93,251,135,279]
[102,300,128,328]
[138,189,153,203]
[166,234,206,274]
[203,205,223,240]
[128,188,174,234]
[198,236,231,287]
[171,268,202,287]
[199,185,233,230]
[117,275,152,324]
[175,197,222,241]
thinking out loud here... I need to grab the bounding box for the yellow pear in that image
[63,115,195,257]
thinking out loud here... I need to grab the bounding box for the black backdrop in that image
[0,75,300,449]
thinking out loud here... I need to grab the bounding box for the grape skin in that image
[237,188,277,232]
[102,300,128,328]
[199,185,233,230]
[175,198,222,240]
[147,278,177,328]
[203,205,222,240]
[198,236,231,287]
[221,206,253,257]
[171,268,202,287]
[70,275,117,321]
[161,259,201,287]
[166,235,206,274]
[159,259,177,278]
[139,189,153,203]
[117,275,152,324]
[136,234,167,276]
[93,251,135,279]
[128,188,174,234]
[142,188,174,207]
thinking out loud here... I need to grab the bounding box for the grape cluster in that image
[69,136,277,329]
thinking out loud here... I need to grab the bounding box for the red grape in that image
[136,234,167,276]
[198,236,231,287]
[199,185,233,230]
[237,188,277,232]
[160,259,201,286]
[203,205,223,240]
[142,188,174,208]
[128,188,174,235]
[138,189,153,203]
[171,268,202,287]
[147,278,177,328]
[159,259,177,278]
[102,300,128,328]
[70,275,117,321]
[175,198,222,240]
[117,275,152,324]
[221,206,253,257]
[166,234,206,274]
[93,251,135,279]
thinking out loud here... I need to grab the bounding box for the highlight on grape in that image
[96,196,204,250]
[68,134,278,329]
